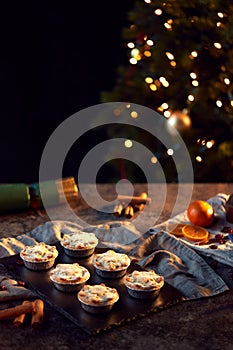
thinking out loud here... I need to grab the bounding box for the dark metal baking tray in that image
[1,243,184,335]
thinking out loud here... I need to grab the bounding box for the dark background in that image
[0,1,133,184]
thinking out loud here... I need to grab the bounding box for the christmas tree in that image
[101,0,233,182]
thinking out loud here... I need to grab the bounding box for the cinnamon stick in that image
[134,203,145,212]
[0,301,34,321]
[13,301,32,327]
[117,192,150,205]
[124,205,134,218]
[31,299,44,328]
[113,202,124,216]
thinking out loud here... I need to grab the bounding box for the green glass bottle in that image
[0,183,30,213]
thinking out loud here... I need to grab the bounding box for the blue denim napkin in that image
[0,194,231,301]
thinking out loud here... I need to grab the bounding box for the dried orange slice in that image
[167,223,185,237]
[182,224,209,242]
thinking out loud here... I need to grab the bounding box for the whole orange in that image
[187,200,214,227]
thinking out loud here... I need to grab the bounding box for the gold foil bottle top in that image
[29,177,78,209]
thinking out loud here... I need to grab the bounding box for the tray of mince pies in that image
[1,230,184,335]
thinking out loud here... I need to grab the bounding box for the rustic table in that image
[0,183,233,350]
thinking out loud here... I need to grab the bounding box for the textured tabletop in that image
[0,183,233,350]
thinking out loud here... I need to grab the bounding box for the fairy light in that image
[163,81,169,87]
[190,51,198,58]
[190,72,197,79]
[166,52,175,60]
[151,156,158,164]
[131,48,139,57]
[144,0,151,3]
[157,103,168,113]
[164,22,172,30]
[161,103,169,109]
[206,140,215,148]
[154,9,162,15]
[124,139,133,148]
[130,111,138,119]
[159,77,166,83]
[127,42,135,49]
[129,57,137,65]
[231,101,233,107]
[170,61,176,67]
[168,116,176,127]
[144,50,151,57]
[167,148,174,156]
[130,47,141,62]
[214,42,222,49]
[216,100,222,107]
[217,22,223,27]
[224,78,230,85]
[221,65,226,72]
[217,12,224,18]
[192,80,199,87]
[149,84,157,91]
[145,77,153,84]
[146,39,154,46]
[188,95,195,102]
[196,156,202,162]
[159,76,169,87]
[164,110,171,118]
[153,80,160,88]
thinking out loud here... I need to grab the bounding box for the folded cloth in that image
[129,231,228,299]
[0,220,142,258]
[0,264,36,302]
[0,221,89,258]
[0,205,230,300]
[151,193,233,267]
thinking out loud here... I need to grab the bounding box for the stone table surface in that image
[0,183,233,350]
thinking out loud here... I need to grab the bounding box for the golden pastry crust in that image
[50,263,90,284]
[78,283,119,306]
[124,270,164,291]
[20,242,58,262]
[92,250,131,271]
[60,232,98,250]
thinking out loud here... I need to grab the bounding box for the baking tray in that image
[1,243,184,335]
